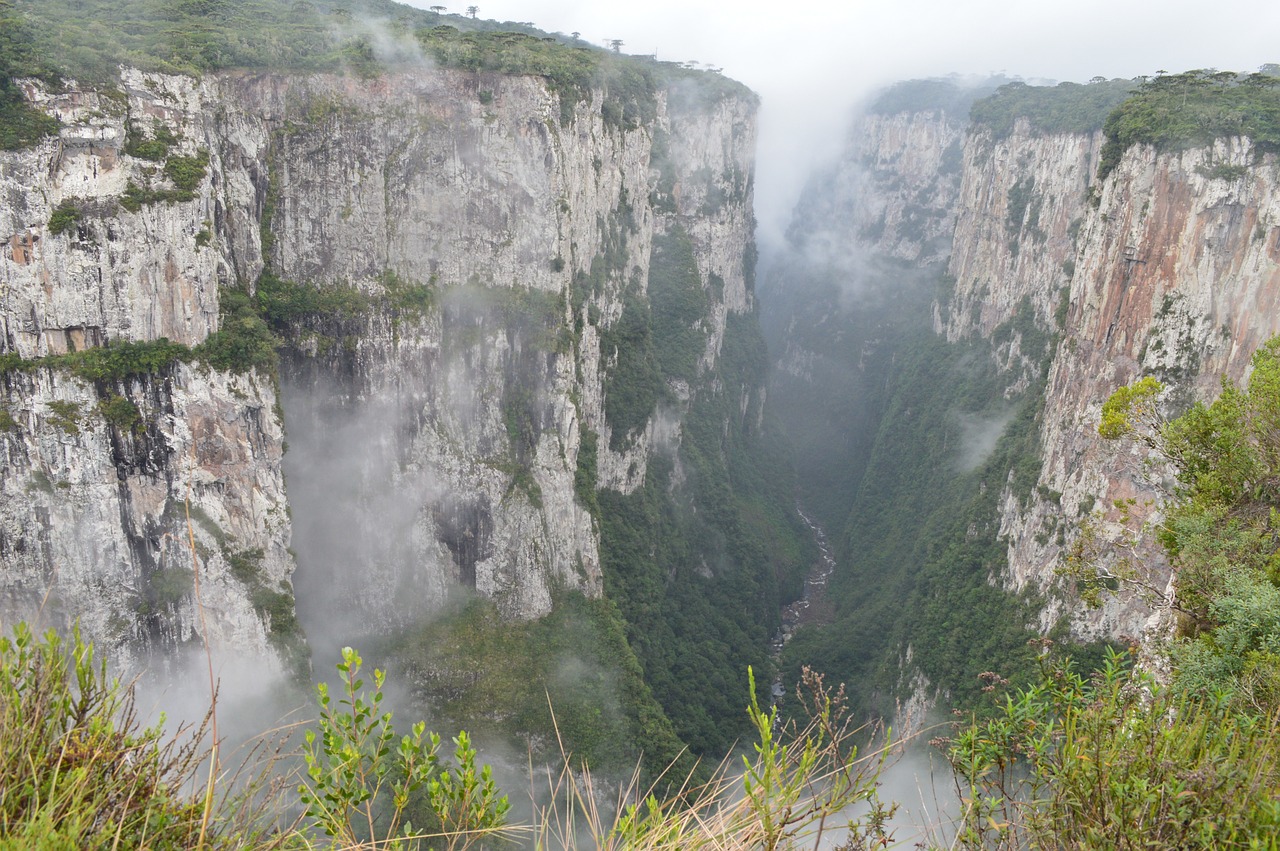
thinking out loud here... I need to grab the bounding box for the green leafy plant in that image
[46,399,82,434]
[0,621,286,849]
[533,665,897,850]
[47,199,81,235]
[1091,337,1280,709]
[298,646,511,849]
[97,393,141,432]
[1098,69,1280,181]
[947,650,1280,849]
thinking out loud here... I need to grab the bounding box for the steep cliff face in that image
[941,122,1101,361]
[0,71,294,672]
[769,78,1280,723]
[786,109,966,266]
[1,60,759,675]
[229,69,757,635]
[998,139,1280,637]
[929,110,1280,641]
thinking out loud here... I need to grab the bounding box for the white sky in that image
[407,0,1280,246]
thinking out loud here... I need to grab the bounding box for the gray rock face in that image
[806,96,1280,648]
[0,64,757,663]
[938,127,1280,641]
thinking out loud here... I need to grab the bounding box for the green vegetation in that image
[770,262,1107,725]
[0,622,282,849]
[949,651,1280,848]
[0,0,59,150]
[227,549,307,679]
[390,592,691,780]
[597,312,813,758]
[601,288,662,447]
[47,199,81,235]
[2,621,897,849]
[867,76,1008,116]
[648,225,709,382]
[299,646,510,849]
[199,289,280,374]
[97,393,142,432]
[45,399,83,434]
[12,0,747,137]
[1092,337,1280,711]
[952,340,1280,845]
[119,150,209,210]
[1098,69,1280,180]
[0,406,17,431]
[969,77,1135,138]
[124,120,179,161]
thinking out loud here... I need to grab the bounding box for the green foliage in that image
[781,329,1047,721]
[0,80,56,148]
[391,592,688,780]
[66,337,192,380]
[226,549,306,676]
[256,269,372,330]
[0,621,277,849]
[970,77,1135,138]
[648,224,709,383]
[532,665,894,850]
[598,312,813,759]
[1098,69,1280,180]
[600,287,662,448]
[124,121,179,161]
[867,76,1008,116]
[0,406,17,431]
[138,566,194,614]
[119,150,210,210]
[163,150,210,192]
[46,399,82,434]
[1097,374,1164,441]
[381,269,435,319]
[573,425,599,517]
[767,262,1113,724]
[0,1,59,150]
[96,393,141,432]
[1085,337,1280,720]
[298,646,510,849]
[47,199,81,236]
[418,26,597,124]
[198,288,279,374]
[948,651,1280,848]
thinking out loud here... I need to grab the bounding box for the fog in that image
[428,0,1280,248]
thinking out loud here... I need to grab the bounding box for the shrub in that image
[947,651,1280,848]
[97,393,141,432]
[0,622,273,849]
[297,646,511,849]
[46,399,82,434]
[47,199,80,235]
[1098,69,1280,181]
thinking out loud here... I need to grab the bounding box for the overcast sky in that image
[407,0,1280,246]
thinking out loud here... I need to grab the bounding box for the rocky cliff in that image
[769,76,1280,720]
[0,59,758,673]
[997,137,1280,639]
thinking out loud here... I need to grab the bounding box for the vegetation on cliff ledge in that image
[968,77,1135,138]
[1098,67,1280,180]
[5,0,750,128]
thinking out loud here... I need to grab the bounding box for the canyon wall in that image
[0,61,757,666]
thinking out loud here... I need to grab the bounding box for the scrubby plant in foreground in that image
[532,666,897,850]
[297,646,511,850]
[0,621,284,849]
[946,650,1280,849]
